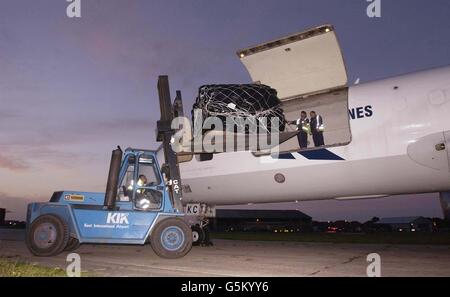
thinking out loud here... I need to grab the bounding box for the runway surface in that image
[1,229,450,276]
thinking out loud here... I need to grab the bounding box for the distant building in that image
[375,216,433,232]
[212,209,312,232]
[0,208,5,226]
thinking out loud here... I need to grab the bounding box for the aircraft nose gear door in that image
[407,131,450,171]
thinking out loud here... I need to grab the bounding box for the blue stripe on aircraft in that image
[271,152,296,159]
[299,149,345,160]
[271,149,345,160]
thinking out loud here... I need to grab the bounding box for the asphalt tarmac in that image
[1,229,449,276]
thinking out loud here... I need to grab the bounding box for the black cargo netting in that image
[192,84,287,133]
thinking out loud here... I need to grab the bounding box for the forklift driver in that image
[136,174,148,190]
[126,174,148,194]
[132,175,148,209]
[134,175,162,210]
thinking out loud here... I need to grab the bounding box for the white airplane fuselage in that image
[176,65,450,206]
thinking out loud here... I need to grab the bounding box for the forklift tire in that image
[150,218,192,259]
[64,237,81,252]
[191,225,205,246]
[26,214,70,257]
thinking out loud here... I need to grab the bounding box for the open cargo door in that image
[238,25,351,154]
[238,25,348,99]
[170,25,351,160]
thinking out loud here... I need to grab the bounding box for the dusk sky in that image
[1,0,449,221]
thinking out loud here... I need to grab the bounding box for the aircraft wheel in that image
[191,225,205,246]
[151,218,192,259]
[26,214,69,257]
[64,237,81,252]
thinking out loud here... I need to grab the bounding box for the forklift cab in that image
[116,149,165,211]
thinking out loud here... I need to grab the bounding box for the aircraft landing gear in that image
[191,220,213,246]
[439,191,450,221]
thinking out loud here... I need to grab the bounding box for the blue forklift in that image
[25,76,195,258]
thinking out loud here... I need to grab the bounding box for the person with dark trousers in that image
[309,111,325,147]
[293,111,310,149]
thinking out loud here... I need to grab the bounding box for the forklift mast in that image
[156,76,184,213]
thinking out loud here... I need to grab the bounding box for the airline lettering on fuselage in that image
[349,105,373,120]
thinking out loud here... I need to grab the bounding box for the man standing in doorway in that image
[294,111,310,149]
[310,111,325,147]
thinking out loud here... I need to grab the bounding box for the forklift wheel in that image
[26,214,70,257]
[150,218,192,259]
[64,237,81,252]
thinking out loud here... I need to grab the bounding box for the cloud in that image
[0,153,29,171]
[0,145,94,172]
[0,110,18,120]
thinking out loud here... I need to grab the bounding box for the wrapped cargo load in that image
[192,84,286,134]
